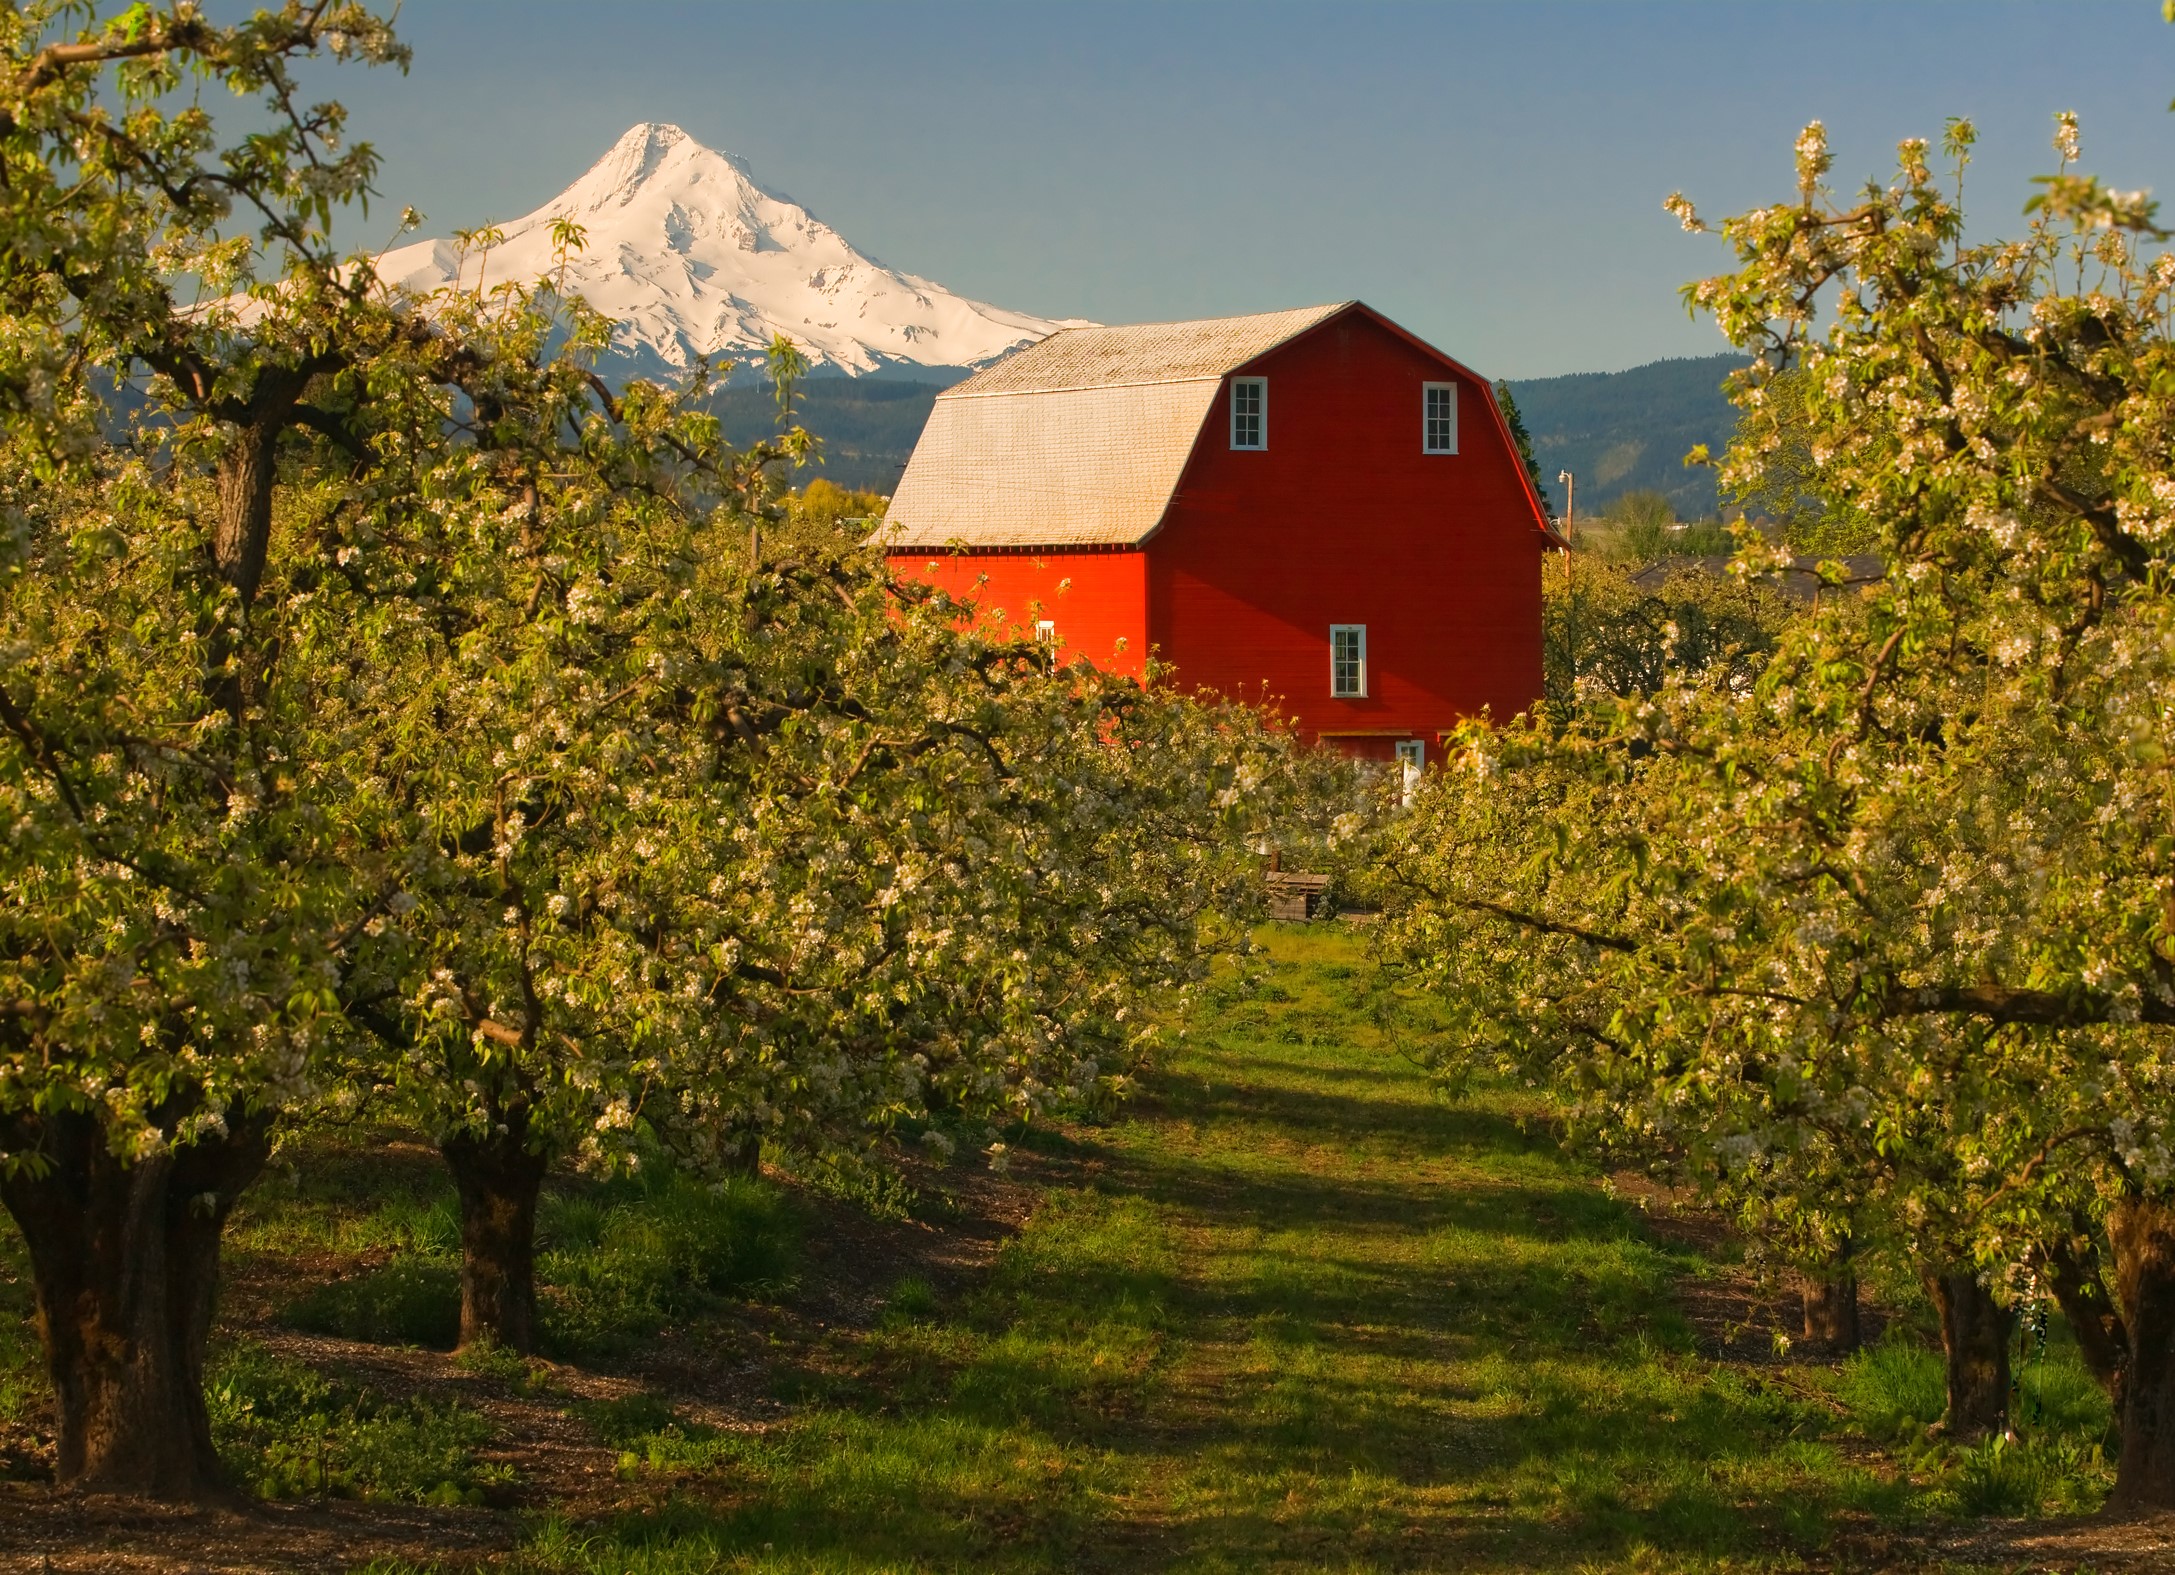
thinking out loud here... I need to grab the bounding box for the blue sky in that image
[313,1,2175,379]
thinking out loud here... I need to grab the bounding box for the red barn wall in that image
[1146,315,1544,757]
[885,549,1149,676]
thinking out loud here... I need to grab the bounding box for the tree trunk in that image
[726,1127,762,1180]
[2040,1229,2127,1411]
[2109,1197,2175,1514]
[213,417,280,606]
[1929,1270,2012,1439]
[0,1106,271,1499]
[1801,1238,1861,1355]
[1802,1271,1861,1355]
[441,1118,549,1354]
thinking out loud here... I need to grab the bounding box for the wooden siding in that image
[1146,313,1545,751]
[887,548,1150,677]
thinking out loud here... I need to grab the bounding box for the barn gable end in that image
[882,302,1555,749]
[1146,309,1550,753]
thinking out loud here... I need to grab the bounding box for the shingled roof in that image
[879,303,1354,550]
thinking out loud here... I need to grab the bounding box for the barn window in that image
[1423,382,1457,454]
[1395,739,1424,807]
[1330,624,1367,698]
[1231,377,1267,450]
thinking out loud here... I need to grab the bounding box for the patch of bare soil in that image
[1608,1168,1892,1366]
[0,1150,1039,1574]
[0,1494,512,1575]
[1815,1519,2175,1575]
[1928,1508,2175,1573]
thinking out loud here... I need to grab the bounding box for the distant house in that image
[880,302,1558,763]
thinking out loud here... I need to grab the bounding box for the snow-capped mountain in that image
[371,122,1084,378]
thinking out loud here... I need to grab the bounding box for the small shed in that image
[1265,872,1334,923]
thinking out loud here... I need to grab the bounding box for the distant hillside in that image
[706,375,963,494]
[1505,353,1747,522]
[712,352,1751,512]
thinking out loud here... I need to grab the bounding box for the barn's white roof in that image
[879,303,1353,550]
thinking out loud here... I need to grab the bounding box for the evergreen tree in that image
[1494,381,1554,519]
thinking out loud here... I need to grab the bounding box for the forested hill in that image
[1506,353,1746,521]
[713,352,1749,514]
[707,375,966,494]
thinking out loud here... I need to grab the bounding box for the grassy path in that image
[535,926,1918,1573]
[0,927,2135,1572]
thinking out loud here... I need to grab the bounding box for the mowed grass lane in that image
[493,925,1922,1574]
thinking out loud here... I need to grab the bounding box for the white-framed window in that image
[1230,376,1266,450]
[1423,382,1457,454]
[1395,739,1424,808]
[1330,624,1367,698]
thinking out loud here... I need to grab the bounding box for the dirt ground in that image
[0,1144,2165,1572]
[0,1153,1035,1574]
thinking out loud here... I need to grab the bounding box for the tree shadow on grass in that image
[508,940,1886,1573]
[543,1335,1898,1573]
[1212,1051,1431,1092]
[644,1183,1869,1573]
[1137,1065,1553,1169]
[1034,1136,1663,1259]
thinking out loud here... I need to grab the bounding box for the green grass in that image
[0,1228,41,1429]
[2,927,2120,1564]
[369,924,2101,1573]
[1827,1332,2113,1517]
[283,1256,464,1348]
[207,1340,510,1505]
[265,1166,797,1357]
[537,1171,799,1358]
[236,1140,457,1259]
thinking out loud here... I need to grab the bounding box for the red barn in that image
[880,302,1558,763]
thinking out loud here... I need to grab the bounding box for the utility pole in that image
[1557,469,1576,583]
[1557,469,1578,691]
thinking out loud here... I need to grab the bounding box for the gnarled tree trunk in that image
[1801,1240,1861,1356]
[2040,1228,2127,1415]
[1928,1270,2012,1439]
[441,1111,549,1354]
[2109,1197,2175,1514]
[213,417,280,605]
[726,1122,762,1180]
[0,1105,271,1499]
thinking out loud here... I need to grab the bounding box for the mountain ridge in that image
[371,122,1087,379]
[1510,353,1746,520]
[713,355,1748,507]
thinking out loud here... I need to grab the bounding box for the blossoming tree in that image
[0,0,440,1497]
[322,282,1319,1350]
[0,4,1343,1497]
[1381,87,2175,1510]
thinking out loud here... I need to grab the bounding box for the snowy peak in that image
[371,123,1086,378]
[558,123,760,235]
[574,121,706,201]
